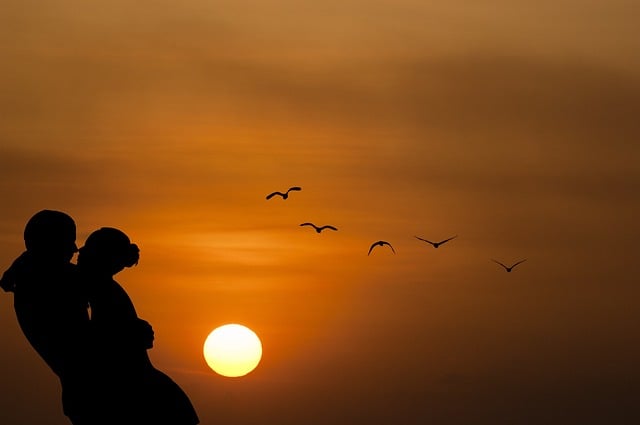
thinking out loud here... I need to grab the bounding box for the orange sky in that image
[1,1,639,424]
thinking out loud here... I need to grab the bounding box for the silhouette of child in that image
[77,227,199,425]
[0,210,94,424]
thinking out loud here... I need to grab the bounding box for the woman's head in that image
[78,227,139,275]
[24,210,78,263]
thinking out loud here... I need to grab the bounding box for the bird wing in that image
[266,191,283,200]
[414,236,435,244]
[438,235,458,245]
[321,225,338,231]
[300,222,314,227]
[369,241,395,255]
[491,259,508,269]
[511,259,527,268]
[287,186,302,193]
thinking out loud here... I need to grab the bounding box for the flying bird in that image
[300,223,338,233]
[266,186,302,200]
[368,240,396,256]
[492,259,527,272]
[414,235,457,248]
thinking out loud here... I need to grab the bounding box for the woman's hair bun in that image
[124,243,140,268]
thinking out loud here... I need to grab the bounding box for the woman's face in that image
[77,245,122,275]
[76,246,94,268]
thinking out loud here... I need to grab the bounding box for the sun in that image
[203,324,263,377]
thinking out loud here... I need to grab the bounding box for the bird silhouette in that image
[368,240,396,256]
[300,223,338,233]
[414,235,457,248]
[492,259,527,272]
[266,186,302,200]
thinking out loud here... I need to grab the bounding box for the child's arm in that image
[0,251,29,292]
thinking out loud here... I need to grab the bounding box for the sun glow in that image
[203,324,263,377]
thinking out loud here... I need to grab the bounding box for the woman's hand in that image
[136,318,155,349]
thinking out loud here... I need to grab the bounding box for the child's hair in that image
[23,209,77,253]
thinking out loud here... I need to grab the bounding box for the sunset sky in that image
[1,1,639,424]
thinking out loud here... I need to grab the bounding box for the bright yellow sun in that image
[203,324,262,377]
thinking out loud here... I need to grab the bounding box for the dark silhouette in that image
[414,235,457,248]
[77,227,199,425]
[492,258,527,272]
[368,240,396,256]
[300,222,338,233]
[265,186,302,200]
[0,210,93,424]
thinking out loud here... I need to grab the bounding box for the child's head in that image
[78,227,139,276]
[23,210,78,264]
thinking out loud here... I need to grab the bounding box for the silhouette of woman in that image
[76,227,199,425]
